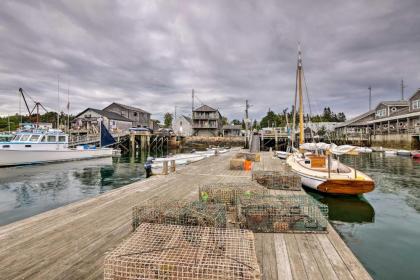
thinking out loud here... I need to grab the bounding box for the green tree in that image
[317,125,327,137]
[232,119,241,125]
[221,116,229,126]
[164,112,173,128]
[260,110,282,128]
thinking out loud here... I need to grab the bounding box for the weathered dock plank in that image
[0,151,372,280]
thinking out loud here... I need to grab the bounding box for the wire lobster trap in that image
[234,152,261,162]
[252,170,302,191]
[238,194,328,233]
[132,200,227,231]
[199,182,268,206]
[105,223,261,280]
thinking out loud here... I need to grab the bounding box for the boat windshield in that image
[47,135,57,142]
[58,136,66,143]
[20,134,30,142]
[29,135,41,142]
[12,135,21,141]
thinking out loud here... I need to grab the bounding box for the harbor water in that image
[0,153,158,226]
[0,151,419,279]
[309,153,420,280]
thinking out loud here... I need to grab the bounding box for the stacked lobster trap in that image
[105,223,261,280]
[198,182,268,207]
[132,200,227,231]
[237,194,328,233]
[251,170,302,191]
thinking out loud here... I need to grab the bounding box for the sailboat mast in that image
[298,47,304,145]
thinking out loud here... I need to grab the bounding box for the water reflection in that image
[307,190,375,223]
[0,154,151,226]
[307,153,420,280]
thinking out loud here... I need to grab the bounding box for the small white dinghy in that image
[384,150,397,156]
[276,151,290,159]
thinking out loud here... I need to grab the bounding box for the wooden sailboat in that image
[286,46,374,195]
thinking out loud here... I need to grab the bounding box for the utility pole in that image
[368,86,372,110]
[245,99,250,148]
[191,89,194,115]
[401,79,406,100]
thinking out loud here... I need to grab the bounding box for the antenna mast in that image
[192,89,195,115]
[401,79,406,100]
[368,86,372,110]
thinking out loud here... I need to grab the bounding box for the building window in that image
[376,109,386,117]
[412,99,420,110]
[133,112,138,117]
[391,107,397,112]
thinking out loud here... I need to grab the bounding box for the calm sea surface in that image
[0,152,419,279]
[308,153,420,280]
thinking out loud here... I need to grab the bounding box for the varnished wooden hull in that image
[317,179,375,195]
[287,154,375,196]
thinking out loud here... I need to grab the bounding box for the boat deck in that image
[0,150,372,279]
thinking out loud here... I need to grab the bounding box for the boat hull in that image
[317,179,375,195]
[0,149,113,167]
[287,154,375,195]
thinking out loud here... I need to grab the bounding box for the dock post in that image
[162,160,169,175]
[130,134,135,154]
[170,160,176,172]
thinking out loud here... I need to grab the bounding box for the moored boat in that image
[384,150,397,156]
[412,151,420,159]
[0,124,114,167]
[397,149,411,156]
[285,46,375,195]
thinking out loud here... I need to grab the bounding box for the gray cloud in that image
[0,0,419,121]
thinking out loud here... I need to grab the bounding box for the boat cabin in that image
[0,130,69,151]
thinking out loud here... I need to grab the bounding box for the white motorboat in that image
[0,128,113,167]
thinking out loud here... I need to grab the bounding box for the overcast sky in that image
[0,0,419,121]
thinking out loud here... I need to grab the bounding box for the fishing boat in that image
[0,123,115,167]
[286,46,375,195]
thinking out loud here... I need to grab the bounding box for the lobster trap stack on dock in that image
[198,182,268,207]
[104,223,261,280]
[237,194,328,233]
[132,200,227,230]
[251,157,302,191]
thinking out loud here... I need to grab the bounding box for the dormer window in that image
[413,99,420,110]
[391,107,397,112]
[376,109,386,117]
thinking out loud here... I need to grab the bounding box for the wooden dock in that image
[0,150,372,280]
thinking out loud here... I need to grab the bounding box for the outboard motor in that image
[144,157,154,178]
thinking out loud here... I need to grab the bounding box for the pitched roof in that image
[335,110,375,128]
[181,115,192,124]
[74,108,132,122]
[104,102,150,114]
[378,100,409,106]
[222,125,242,130]
[193,104,218,112]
